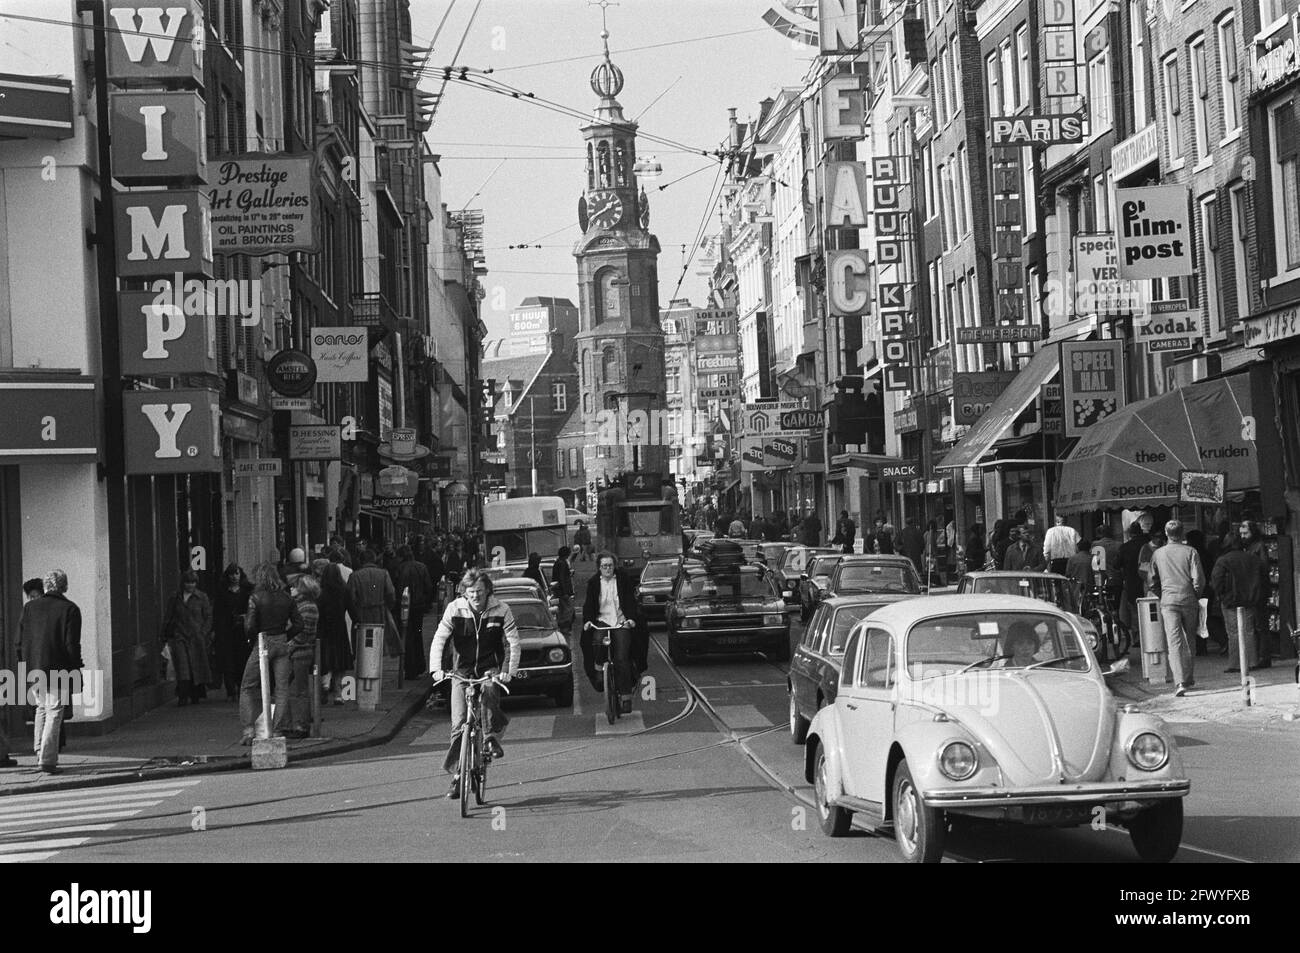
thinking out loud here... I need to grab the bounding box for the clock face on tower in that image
[587,190,623,230]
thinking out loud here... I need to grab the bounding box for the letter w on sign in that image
[109,7,191,64]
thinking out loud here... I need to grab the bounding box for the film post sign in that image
[208,154,319,256]
[1116,185,1192,279]
[1062,339,1125,437]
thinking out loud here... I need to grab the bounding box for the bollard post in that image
[1237,607,1251,707]
[311,638,322,737]
[258,632,272,740]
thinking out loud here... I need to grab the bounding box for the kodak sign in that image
[106,2,205,88]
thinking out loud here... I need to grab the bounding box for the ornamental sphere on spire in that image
[590,33,624,98]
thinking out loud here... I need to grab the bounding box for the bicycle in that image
[588,624,633,725]
[438,673,510,818]
[1086,583,1132,663]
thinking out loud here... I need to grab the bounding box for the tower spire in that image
[588,0,625,103]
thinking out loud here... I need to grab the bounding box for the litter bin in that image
[1136,596,1167,684]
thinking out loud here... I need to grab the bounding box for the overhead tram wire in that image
[427,0,484,125]
[487,26,774,73]
[670,162,725,303]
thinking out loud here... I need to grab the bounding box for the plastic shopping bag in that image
[1197,597,1210,640]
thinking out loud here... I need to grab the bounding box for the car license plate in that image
[1025,804,1095,825]
[714,636,750,646]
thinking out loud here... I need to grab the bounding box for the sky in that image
[409,0,815,340]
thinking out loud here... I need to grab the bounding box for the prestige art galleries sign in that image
[208,154,320,256]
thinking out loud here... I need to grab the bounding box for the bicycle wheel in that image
[458,720,474,818]
[475,700,488,806]
[604,659,618,724]
[1114,619,1133,657]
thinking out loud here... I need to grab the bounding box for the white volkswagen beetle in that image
[804,595,1190,863]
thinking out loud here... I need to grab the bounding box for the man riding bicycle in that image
[581,552,641,713]
[430,568,520,799]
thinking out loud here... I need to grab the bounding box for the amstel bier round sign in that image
[266,348,318,397]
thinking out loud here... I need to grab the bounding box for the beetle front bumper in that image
[922,777,1190,809]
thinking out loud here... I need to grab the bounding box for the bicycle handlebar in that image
[435,673,512,694]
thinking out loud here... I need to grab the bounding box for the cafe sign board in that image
[1243,304,1300,348]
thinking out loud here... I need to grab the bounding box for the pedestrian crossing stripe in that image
[0,778,202,863]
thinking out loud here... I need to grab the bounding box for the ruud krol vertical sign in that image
[1062,340,1125,437]
[1116,185,1193,279]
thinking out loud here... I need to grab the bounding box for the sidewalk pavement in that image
[0,654,434,799]
[1109,646,1300,730]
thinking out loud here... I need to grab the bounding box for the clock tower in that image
[574,15,666,486]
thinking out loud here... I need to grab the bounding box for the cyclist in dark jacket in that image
[430,569,520,798]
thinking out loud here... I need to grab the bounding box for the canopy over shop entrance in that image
[1055,368,1282,515]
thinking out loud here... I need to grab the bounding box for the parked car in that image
[805,594,1189,863]
[684,529,714,552]
[636,557,681,623]
[756,541,793,570]
[776,546,837,607]
[490,575,558,613]
[957,571,1099,650]
[496,595,574,707]
[798,553,844,622]
[665,561,790,664]
[788,594,919,743]
[823,554,923,599]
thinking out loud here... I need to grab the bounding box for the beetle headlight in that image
[547,648,567,663]
[1127,732,1169,771]
[938,741,979,781]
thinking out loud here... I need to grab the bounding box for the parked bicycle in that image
[1086,583,1132,663]
[438,672,510,817]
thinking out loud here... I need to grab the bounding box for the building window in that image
[552,381,567,413]
[986,51,1000,116]
[580,348,588,385]
[952,41,962,116]
[945,45,957,121]
[923,143,937,220]
[1087,48,1111,134]
[1000,39,1015,113]
[929,260,942,345]
[569,447,580,474]
[666,365,681,394]
[1015,25,1031,110]
[940,161,956,250]
[1269,98,1300,276]
[1200,195,1222,334]
[1230,183,1250,323]
[1162,53,1184,165]
[1260,0,1288,35]
[1189,37,1209,163]
[1094,173,1110,231]
[1217,15,1240,140]
[957,145,971,237]
[583,392,592,414]
[602,346,619,383]
[1130,0,1148,129]
[555,449,566,478]
[933,57,945,127]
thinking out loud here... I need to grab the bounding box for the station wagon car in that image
[788,594,919,743]
[496,595,574,707]
[805,595,1189,863]
[666,562,790,664]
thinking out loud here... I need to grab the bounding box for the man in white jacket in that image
[1042,514,1081,575]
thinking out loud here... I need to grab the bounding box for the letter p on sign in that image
[144,303,186,359]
